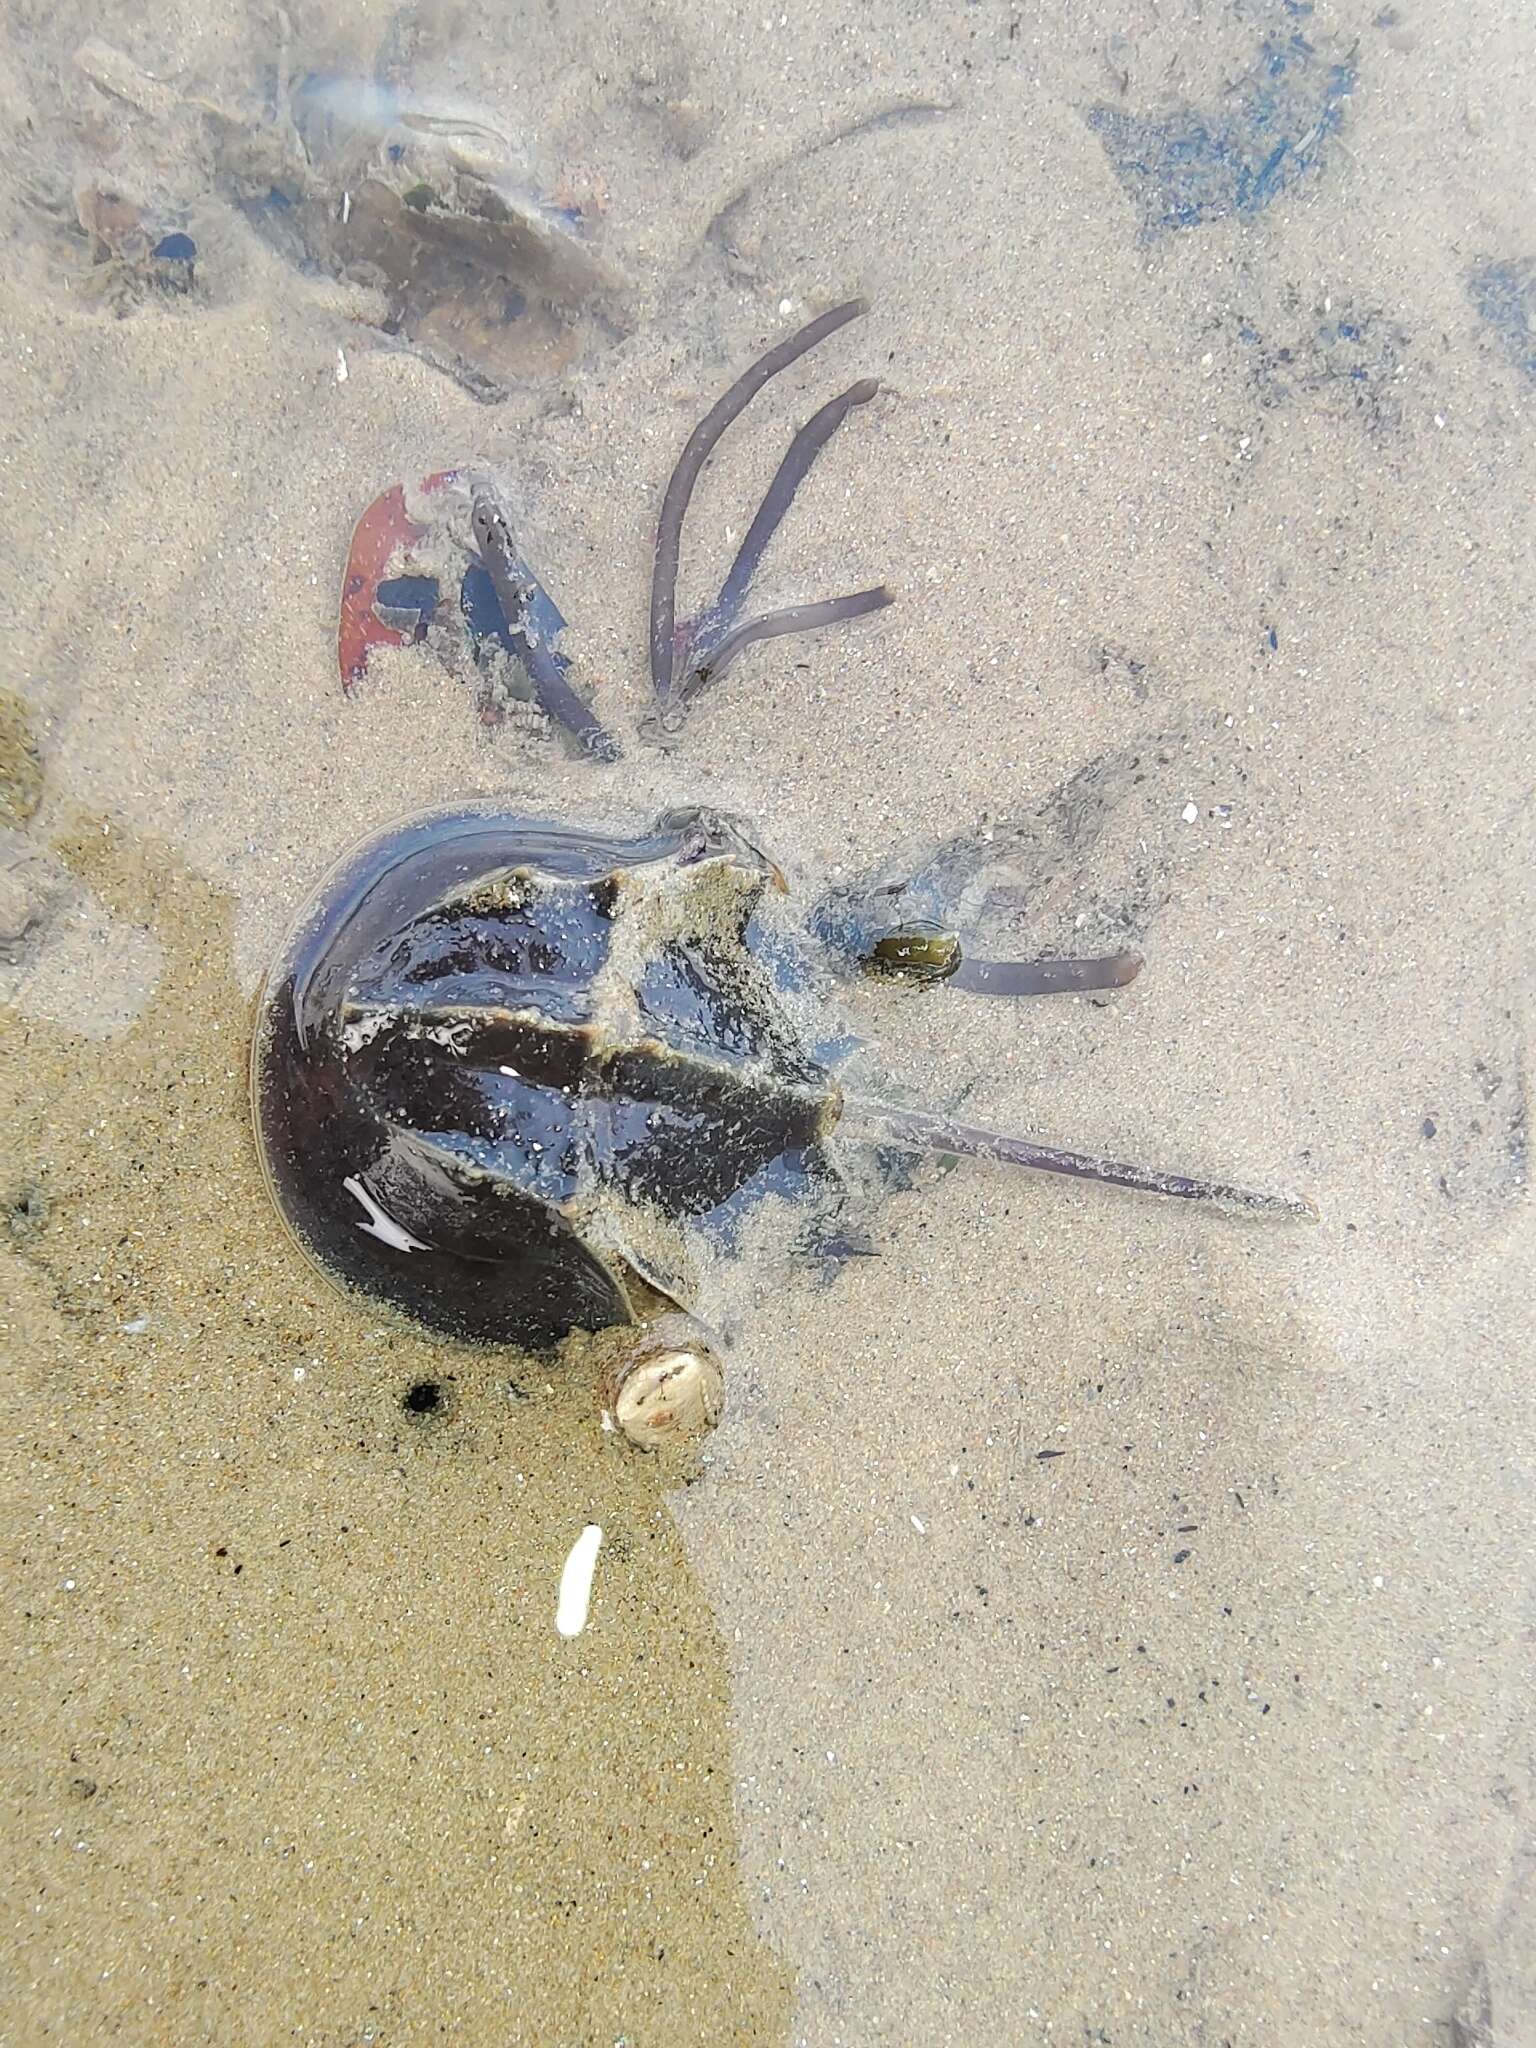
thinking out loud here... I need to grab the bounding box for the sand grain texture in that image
[2,1,1533,2043]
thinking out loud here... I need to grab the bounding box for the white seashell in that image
[555,1524,603,1638]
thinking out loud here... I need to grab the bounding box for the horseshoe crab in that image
[255,301,1311,1450]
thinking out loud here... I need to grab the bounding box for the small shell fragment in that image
[556,1524,603,1638]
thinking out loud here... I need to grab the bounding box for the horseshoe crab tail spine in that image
[846,1099,1317,1220]
[945,949,1144,997]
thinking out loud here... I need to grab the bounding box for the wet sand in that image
[3,0,1534,2042]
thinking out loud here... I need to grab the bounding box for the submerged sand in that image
[3,0,1533,2042]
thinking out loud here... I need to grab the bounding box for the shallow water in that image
[3,2,1534,2043]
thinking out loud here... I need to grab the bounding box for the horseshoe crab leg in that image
[712,377,880,620]
[847,1099,1316,1219]
[469,485,622,762]
[649,298,893,718]
[678,589,893,704]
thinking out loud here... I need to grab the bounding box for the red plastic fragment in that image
[337,470,458,691]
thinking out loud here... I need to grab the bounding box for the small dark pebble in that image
[151,232,197,294]
[1172,1548,1192,1564]
[8,1183,47,1238]
[1036,1447,1065,1460]
[1422,1115,1438,1138]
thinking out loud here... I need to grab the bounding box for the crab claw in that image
[338,470,459,691]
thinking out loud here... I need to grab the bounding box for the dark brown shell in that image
[251,804,842,1347]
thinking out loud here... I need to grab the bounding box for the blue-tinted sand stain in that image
[1228,297,1408,434]
[1086,34,1355,236]
[1468,260,1536,382]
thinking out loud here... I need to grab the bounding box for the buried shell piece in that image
[337,471,619,755]
[275,77,625,394]
[338,470,457,689]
